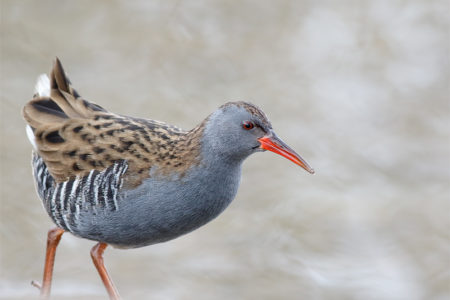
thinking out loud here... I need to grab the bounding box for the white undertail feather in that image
[25,74,50,150]
[35,74,50,97]
[26,125,37,151]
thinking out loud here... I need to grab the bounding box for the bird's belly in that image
[72,165,242,248]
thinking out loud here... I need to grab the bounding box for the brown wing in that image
[23,59,202,187]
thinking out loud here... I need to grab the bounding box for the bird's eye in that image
[242,121,254,130]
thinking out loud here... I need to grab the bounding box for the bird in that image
[23,58,314,300]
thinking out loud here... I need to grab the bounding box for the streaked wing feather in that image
[23,58,204,188]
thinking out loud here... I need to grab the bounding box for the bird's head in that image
[202,101,314,174]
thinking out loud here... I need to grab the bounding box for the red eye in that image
[242,121,254,130]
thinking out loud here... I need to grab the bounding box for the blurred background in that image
[1,1,449,299]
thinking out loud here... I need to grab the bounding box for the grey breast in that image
[87,157,243,248]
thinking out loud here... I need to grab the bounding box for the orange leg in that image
[91,242,121,300]
[40,227,65,299]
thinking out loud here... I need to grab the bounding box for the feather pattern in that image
[23,58,205,187]
[32,153,128,232]
[23,58,206,236]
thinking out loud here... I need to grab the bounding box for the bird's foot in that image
[31,280,42,290]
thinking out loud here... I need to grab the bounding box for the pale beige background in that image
[1,1,449,299]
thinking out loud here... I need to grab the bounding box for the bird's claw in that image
[31,280,42,290]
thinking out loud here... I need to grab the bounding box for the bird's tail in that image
[23,58,107,150]
[23,58,106,130]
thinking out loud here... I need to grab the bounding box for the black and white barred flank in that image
[32,153,128,232]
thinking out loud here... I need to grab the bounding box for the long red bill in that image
[258,133,314,174]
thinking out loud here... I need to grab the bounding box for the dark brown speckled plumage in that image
[23,59,206,188]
